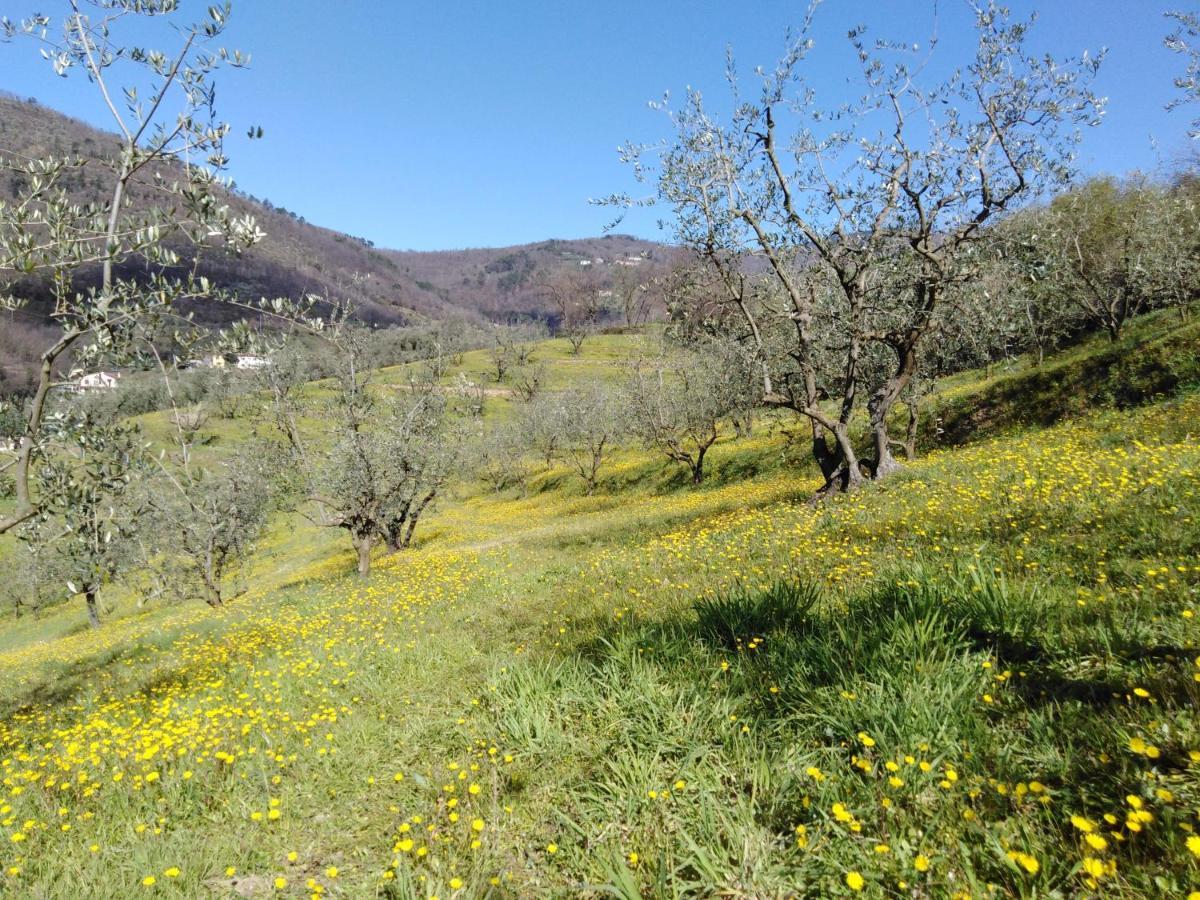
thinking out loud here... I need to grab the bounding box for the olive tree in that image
[313,391,458,576]
[610,1,1102,492]
[547,385,622,495]
[519,393,566,468]
[489,331,515,383]
[315,432,387,577]
[304,330,460,577]
[1158,179,1200,320]
[149,442,276,607]
[1022,176,1168,341]
[624,341,759,484]
[510,362,547,403]
[21,415,145,627]
[132,341,279,608]
[1166,10,1200,139]
[987,218,1083,365]
[469,419,534,494]
[0,2,269,535]
[375,388,460,554]
[0,538,71,618]
[259,344,319,470]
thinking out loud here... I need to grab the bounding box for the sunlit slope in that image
[0,317,1197,896]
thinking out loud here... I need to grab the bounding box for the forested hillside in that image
[0,92,666,392]
[383,236,677,321]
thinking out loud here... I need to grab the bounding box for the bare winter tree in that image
[539,267,606,355]
[609,1,1102,492]
[610,261,656,329]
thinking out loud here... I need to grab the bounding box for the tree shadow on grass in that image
[568,563,1197,732]
[0,641,144,719]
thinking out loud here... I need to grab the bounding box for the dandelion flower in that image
[1082,857,1106,880]
[1084,833,1108,851]
[1070,815,1096,833]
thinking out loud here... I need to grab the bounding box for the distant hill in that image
[382,235,676,321]
[0,93,670,392]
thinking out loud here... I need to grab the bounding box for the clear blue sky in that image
[2,1,1195,250]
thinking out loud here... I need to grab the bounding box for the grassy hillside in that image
[928,306,1200,447]
[0,317,1198,897]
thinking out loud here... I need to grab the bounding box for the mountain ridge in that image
[0,92,670,390]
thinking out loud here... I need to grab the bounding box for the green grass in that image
[0,314,1198,897]
[927,304,1200,447]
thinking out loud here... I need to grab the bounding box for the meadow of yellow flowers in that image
[0,332,1198,897]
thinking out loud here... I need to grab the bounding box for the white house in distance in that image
[234,354,269,370]
[192,353,269,371]
[70,371,121,392]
